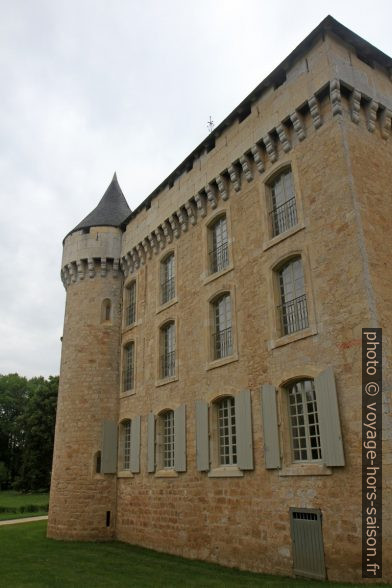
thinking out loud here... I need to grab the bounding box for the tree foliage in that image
[0,374,58,491]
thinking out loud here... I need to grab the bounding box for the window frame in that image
[160,251,176,306]
[206,287,238,370]
[156,319,178,385]
[203,209,234,285]
[124,279,137,328]
[276,256,309,337]
[121,339,136,397]
[268,168,298,238]
[287,379,322,463]
[118,419,132,472]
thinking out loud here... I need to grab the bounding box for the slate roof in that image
[66,173,131,239]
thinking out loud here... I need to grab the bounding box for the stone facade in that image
[48,17,391,583]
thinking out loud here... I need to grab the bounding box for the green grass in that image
[0,520,370,588]
[0,490,49,520]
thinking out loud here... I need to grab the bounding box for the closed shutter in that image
[315,367,345,467]
[235,389,254,470]
[101,420,117,474]
[261,384,280,469]
[290,508,326,580]
[147,412,155,473]
[195,400,209,471]
[174,404,186,472]
[130,415,141,473]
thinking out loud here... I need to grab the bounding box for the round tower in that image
[48,174,131,540]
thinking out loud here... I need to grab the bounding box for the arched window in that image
[160,322,175,379]
[216,397,237,466]
[160,253,175,304]
[212,293,232,359]
[101,299,111,322]
[277,257,308,335]
[268,168,297,237]
[209,215,229,274]
[123,342,135,391]
[125,281,136,326]
[287,380,321,462]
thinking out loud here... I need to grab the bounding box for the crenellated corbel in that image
[350,89,361,124]
[147,233,158,255]
[276,124,291,153]
[215,174,228,200]
[100,258,107,277]
[125,252,134,274]
[177,207,189,232]
[308,95,322,129]
[250,144,265,173]
[68,263,76,283]
[262,134,277,163]
[195,192,207,218]
[162,220,173,244]
[185,201,197,225]
[380,108,392,139]
[239,155,253,182]
[169,214,181,239]
[131,248,140,270]
[62,267,70,287]
[205,184,218,209]
[330,79,342,116]
[142,238,152,260]
[290,112,306,141]
[76,260,85,280]
[87,258,95,278]
[120,258,128,278]
[136,244,146,265]
[367,100,378,132]
[112,258,119,276]
[154,227,166,250]
[227,164,241,192]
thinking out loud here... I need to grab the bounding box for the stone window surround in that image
[203,208,234,285]
[205,286,239,371]
[117,418,133,477]
[156,317,179,387]
[154,407,179,478]
[207,393,244,478]
[120,336,137,398]
[122,276,138,332]
[156,246,178,314]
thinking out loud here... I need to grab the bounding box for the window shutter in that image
[261,384,280,469]
[235,389,254,470]
[101,420,117,474]
[314,367,345,467]
[174,404,186,472]
[147,412,155,473]
[195,399,209,471]
[130,415,141,473]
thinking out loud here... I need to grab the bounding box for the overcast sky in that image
[1,1,391,378]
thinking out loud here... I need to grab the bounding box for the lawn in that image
[0,520,369,588]
[0,490,49,520]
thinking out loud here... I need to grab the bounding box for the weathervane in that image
[207,116,214,133]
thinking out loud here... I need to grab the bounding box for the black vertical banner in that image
[362,328,382,578]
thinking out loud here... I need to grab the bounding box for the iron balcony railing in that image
[126,302,136,325]
[269,197,297,237]
[161,350,176,379]
[278,293,309,335]
[212,327,233,360]
[161,277,175,305]
[123,367,134,391]
[209,242,229,274]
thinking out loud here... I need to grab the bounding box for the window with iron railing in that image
[161,253,175,304]
[209,216,229,274]
[126,281,136,326]
[123,343,135,391]
[269,170,297,237]
[160,322,176,378]
[212,294,232,359]
[277,258,309,336]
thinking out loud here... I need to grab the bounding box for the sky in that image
[1,0,391,378]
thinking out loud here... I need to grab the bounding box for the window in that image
[101,299,111,322]
[277,257,308,336]
[268,169,297,237]
[160,253,175,305]
[212,294,232,359]
[217,397,237,466]
[160,322,175,379]
[209,216,229,274]
[95,451,101,474]
[121,420,131,470]
[123,342,135,391]
[125,281,136,326]
[147,406,186,474]
[162,410,175,469]
[288,380,321,462]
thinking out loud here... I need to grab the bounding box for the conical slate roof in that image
[67,173,131,238]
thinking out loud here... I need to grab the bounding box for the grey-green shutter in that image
[147,412,155,473]
[174,404,186,472]
[261,384,280,469]
[130,415,141,473]
[195,399,209,471]
[235,389,254,470]
[101,420,117,474]
[315,367,345,467]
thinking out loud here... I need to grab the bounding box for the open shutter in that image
[101,420,117,474]
[315,367,345,467]
[130,415,141,473]
[261,384,280,469]
[147,412,155,473]
[174,404,186,472]
[195,399,209,471]
[235,389,254,470]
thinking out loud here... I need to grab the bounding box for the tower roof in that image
[65,173,131,240]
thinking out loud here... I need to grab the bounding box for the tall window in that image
[101,299,111,322]
[277,258,308,335]
[162,410,175,469]
[269,169,297,237]
[209,216,229,273]
[212,294,232,359]
[122,420,131,470]
[161,322,175,378]
[217,397,237,466]
[288,380,321,462]
[126,281,136,326]
[123,342,135,391]
[161,253,175,304]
